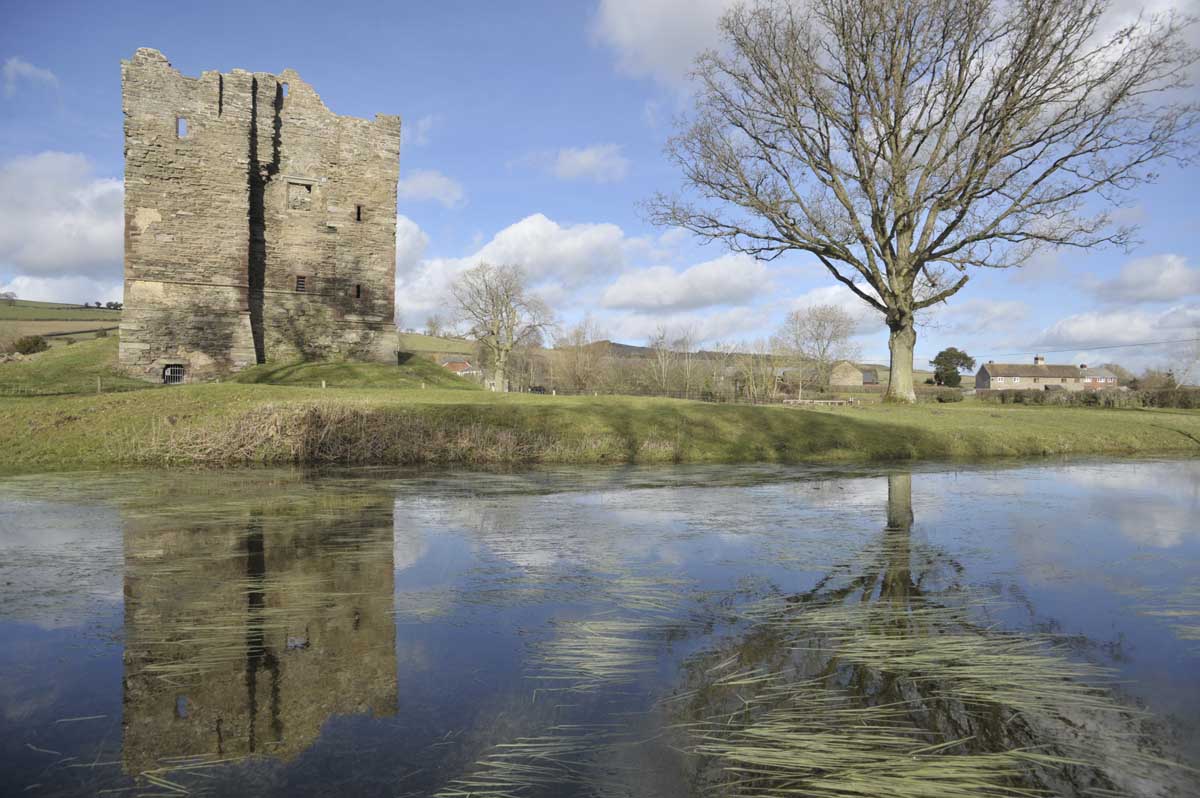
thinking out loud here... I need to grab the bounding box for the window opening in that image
[281,82,289,98]
[176,117,189,138]
[287,181,313,211]
[295,275,307,292]
[355,283,362,299]
[163,364,185,385]
[355,205,363,222]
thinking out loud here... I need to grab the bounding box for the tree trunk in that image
[492,351,508,392]
[884,313,917,403]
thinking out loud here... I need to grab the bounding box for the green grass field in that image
[0,299,122,349]
[3,335,1199,472]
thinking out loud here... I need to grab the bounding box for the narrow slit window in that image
[176,117,189,138]
[355,205,363,222]
[295,275,307,292]
[354,283,362,299]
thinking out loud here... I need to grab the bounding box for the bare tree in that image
[734,339,784,402]
[452,263,553,392]
[647,325,679,393]
[672,325,700,396]
[424,313,445,338]
[555,315,610,392]
[773,304,861,389]
[651,0,1198,401]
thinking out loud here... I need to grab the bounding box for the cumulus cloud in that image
[1091,254,1200,303]
[552,144,631,183]
[395,214,430,274]
[396,169,465,209]
[394,213,629,323]
[590,0,735,88]
[601,253,767,311]
[2,57,58,99]
[0,152,123,283]
[1037,304,1200,348]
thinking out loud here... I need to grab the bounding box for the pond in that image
[0,459,1198,797]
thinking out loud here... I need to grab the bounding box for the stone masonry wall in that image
[119,49,401,382]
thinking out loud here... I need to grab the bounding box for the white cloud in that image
[603,305,763,344]
[553,144,631,183]
[0,274,122,305]
[395,214,430,274]
[2,57,58,99]
[396,169,465,209]
[394,213,629,323]
[590,0,735,88]
[1092,254,1200,303]
[788,283,885,334]
[1038,304,1200,348]
[402,113,440,147]
[940,299,1031,335]
[0,152,123,280]
[601,253,767,311]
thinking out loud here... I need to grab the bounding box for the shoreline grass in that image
[2,381,1199,473]
[3,336,1199,473]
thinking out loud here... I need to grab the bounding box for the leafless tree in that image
[424,313,445,338]
[647,325,679,393]
[672,325,700,396]
[451,263,554,392]
[773,304,861,389]
[733,339,784,402]
[650,0,1198,401]
[555,315,610,392]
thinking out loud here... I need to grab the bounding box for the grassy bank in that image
[3,380,1200,471]
[3,336,1199,471]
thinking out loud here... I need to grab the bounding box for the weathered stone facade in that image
[119,48,401,381]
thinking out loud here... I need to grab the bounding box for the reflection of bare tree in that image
[676,473,1192,798]
[120,477,397,778]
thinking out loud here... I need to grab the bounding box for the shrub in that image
[936,392,964,403]
[14,335,49,355]
[95,328,109,338]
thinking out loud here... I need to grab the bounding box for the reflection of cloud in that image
[1063,463,1200,549]
[393,501,429,571]
[0,497,123,628]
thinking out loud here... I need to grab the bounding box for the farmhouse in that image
[831,360,868,387]
[118,49,402,383]
[975,356,1089,391]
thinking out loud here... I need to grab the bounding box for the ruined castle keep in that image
[119,48,401,381]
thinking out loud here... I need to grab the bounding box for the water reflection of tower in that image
[121,490,397,774]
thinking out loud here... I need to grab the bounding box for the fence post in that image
[321,380,326,389]
[97,376,102,395]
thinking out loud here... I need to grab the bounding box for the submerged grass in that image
[677,592,1189,798]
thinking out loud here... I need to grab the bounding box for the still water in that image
[0,460,1197,797]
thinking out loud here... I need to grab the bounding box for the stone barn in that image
[118,49,401,382]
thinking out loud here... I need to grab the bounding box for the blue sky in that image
[1,0,1197,372]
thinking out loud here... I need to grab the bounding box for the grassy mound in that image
[0,336,150,396]
[229,357,479,390]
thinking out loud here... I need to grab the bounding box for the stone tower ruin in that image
[119,48,401,382]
